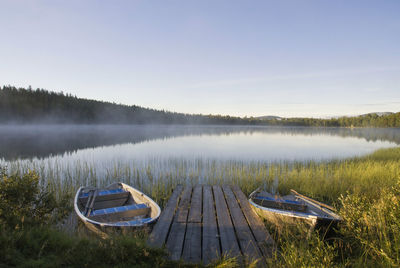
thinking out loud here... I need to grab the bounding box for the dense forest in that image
[0,86,253,125]
[265,113,400,128]
[0,85,399,127]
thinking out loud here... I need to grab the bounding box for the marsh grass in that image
[0,225,174,268]
[4,152,399,208]
[2,147,400,266]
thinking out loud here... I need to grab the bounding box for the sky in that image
[0,0,399,118]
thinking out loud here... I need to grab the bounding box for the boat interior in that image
[78,186,152,226]
[251,191,336,219]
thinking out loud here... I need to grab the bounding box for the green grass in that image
[2,147,400,267]
[0,227,170,268]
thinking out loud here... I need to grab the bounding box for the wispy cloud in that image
[186,66,400,89]
[267,101,400,107]
[359,101,400,106]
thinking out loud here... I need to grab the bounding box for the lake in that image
[1,125,399,190]
[0,125,398,161]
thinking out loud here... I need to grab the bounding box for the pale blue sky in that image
[1,0,399,117]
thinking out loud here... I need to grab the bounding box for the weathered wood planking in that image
[188,185,202,223]
[213,185,241,258]
[222,185,262,262]
[148,185,183,248]
[165,186,192,260]
[231,185,276,257]
[202,185,220,264]
[148,184,275,266]
[176,186,192,222]
[182,185,202,263]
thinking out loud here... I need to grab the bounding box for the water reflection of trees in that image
[0,125,399,161]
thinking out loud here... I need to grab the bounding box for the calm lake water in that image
[1,125,399,189]
[0,125,399,164]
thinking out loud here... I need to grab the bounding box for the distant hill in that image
[360,112,394,117]
[256,115,282,120]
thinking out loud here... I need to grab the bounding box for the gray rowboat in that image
[74,182,161,236]
[249,189,341,229]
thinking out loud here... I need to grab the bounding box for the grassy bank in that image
[1,147,400,267]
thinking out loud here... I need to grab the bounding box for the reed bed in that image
[3,150,399,208]
[1,147,400,266]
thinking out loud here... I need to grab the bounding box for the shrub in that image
[0,169,69,229]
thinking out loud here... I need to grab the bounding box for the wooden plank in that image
[202,185,220,264]
[165,186,192,260]
[149,184,276,265]
[79,191,130,204]
[182,222,202,263]
[176,186,192,222]
[83,190,94,216]
[222,185,262,262]
[182,185,202,263]
[213,185,241,258]
[86,189,98,217]
[89,206,150,222]
[91,198,128,210]
[148,185,183,248]
[231,185,276,257]
[188,185,202,223]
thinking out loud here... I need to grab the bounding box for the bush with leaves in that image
[0,169,173,267]
[0,169,70,229]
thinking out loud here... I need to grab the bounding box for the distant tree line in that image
[0,86,253,124]
[263,113,400,128]
[0,85,399,127]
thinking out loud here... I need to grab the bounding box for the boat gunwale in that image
[248,188,341,221]
[74,182,161,228]
[248,198,319,220]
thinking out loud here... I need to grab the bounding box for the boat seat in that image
[254,195,303,204]
[89,203,151,222]
[79,189,130,209]
[80,188,129,200]
[112,217,153,227]
[254,195,307,212]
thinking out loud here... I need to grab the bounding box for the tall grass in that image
[3,150,399,208]
[2,147,400,266]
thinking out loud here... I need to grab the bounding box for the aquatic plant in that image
[1,146,400,266]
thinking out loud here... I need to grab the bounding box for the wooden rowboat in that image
[74,182,161,236]
[249,189,341,229]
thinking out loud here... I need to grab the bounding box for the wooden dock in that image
[148,185,275,265]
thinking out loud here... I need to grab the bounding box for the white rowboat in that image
[74,182,161,236]
[249,189,341,229]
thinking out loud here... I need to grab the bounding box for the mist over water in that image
[0,125,398,161]
[0,124,398,164]
[1,124,398,190]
